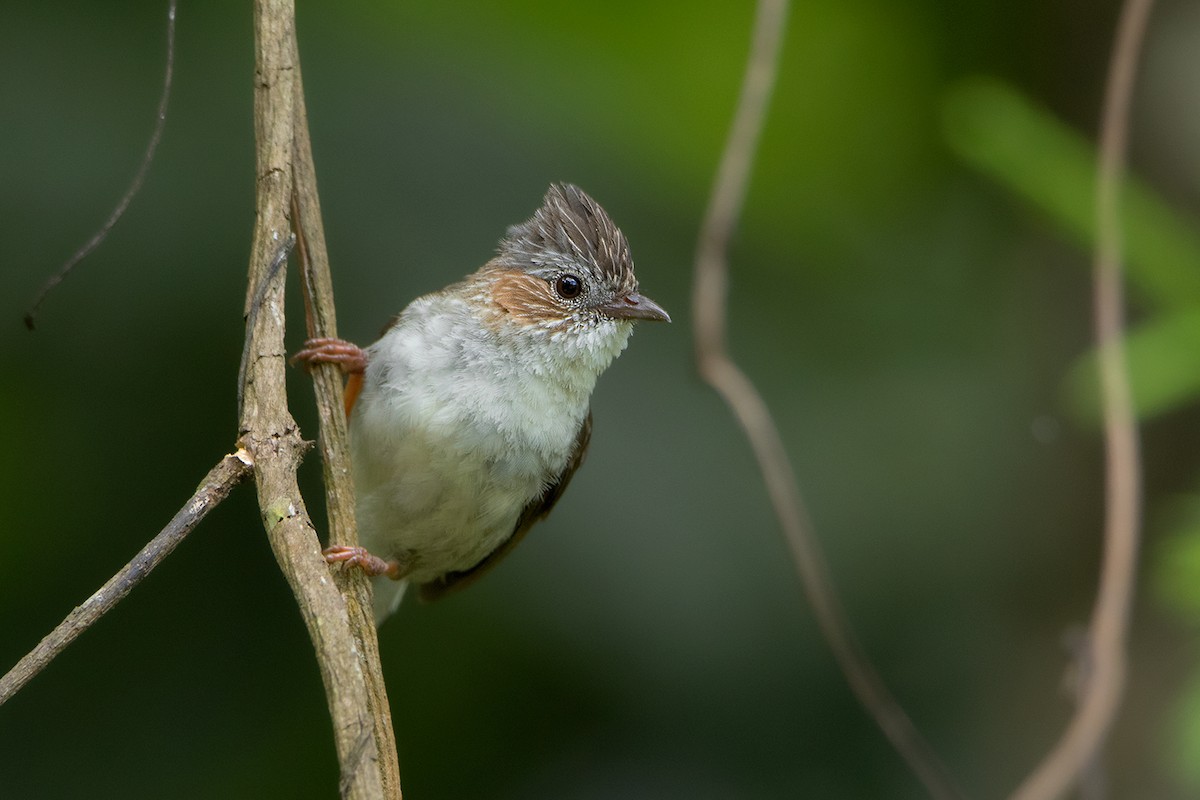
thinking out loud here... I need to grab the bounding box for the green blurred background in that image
[3,0,1200,797]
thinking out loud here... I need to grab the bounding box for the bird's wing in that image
[417,411,593,602]
[343,372,364,418]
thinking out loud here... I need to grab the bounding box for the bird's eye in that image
[554,274,583,299]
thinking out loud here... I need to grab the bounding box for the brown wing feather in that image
[417,412,593,602]
[343,372,364,418]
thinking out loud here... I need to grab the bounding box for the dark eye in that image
[554,274,583,299]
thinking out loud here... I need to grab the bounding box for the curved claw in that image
[322,545,402,580]
[291,338,368,418]
[290,338,368,374]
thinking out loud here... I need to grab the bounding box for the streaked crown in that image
[498,183,638,296]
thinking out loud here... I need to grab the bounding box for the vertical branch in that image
[690,1,962,798]
[5,10,400,795]
[290,42,402,800]
[241,1,393,797]
[1008,1,1151,798]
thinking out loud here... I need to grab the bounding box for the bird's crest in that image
[500,183,637,294]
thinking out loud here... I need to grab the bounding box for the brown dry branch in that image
[239,1,398,797]
[1007,1,1152,798]
[5,3,399,795]
[689,0,962,798]
[290,45,402,799]
[0,450,253,705]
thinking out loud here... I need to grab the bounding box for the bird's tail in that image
[373,577,409,626]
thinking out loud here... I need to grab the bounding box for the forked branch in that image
[239,1,399,797]
[6,4,400,796]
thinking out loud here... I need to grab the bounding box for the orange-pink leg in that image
[290,338,368,417]
[290,337,368,374]
[322,545,403,580]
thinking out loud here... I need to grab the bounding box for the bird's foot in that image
[290,337,368,374]
[322,545,403,579]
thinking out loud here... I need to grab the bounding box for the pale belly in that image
[346,294,613,606]
[349,387,576,586]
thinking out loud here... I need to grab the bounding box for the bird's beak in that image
[600,292,671,323]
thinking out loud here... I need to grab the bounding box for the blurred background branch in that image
[1009,0,1153,798]
[22,0,177,331]
[691,0,961,798]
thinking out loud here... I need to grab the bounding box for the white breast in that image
[348,290,632,591]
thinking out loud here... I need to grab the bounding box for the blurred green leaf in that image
[1155,504,1200,620]
[943,76,1200,310]
[1065,309,1200,422]
[945,76,1200,422]
[1155,506,1200,790]
[1173,674,1200,791]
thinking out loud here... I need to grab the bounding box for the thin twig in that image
[0,450,253,705]
[24,0,177,331]
[690,1,962,798]
[1008,1,1151,798]
[290,49,402,796]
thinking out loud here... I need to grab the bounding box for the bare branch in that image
[0,450,252,705]
[239,2,396,796]
[239,234,295,416]
[24,0,177,331]
[10,2,398,794]
[291,46,402,799]
[1008,2,1152,798]
[690,1,962,797]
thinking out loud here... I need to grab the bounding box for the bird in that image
[292,183,669,623]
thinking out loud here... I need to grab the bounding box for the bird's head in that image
[487,183,670,340]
